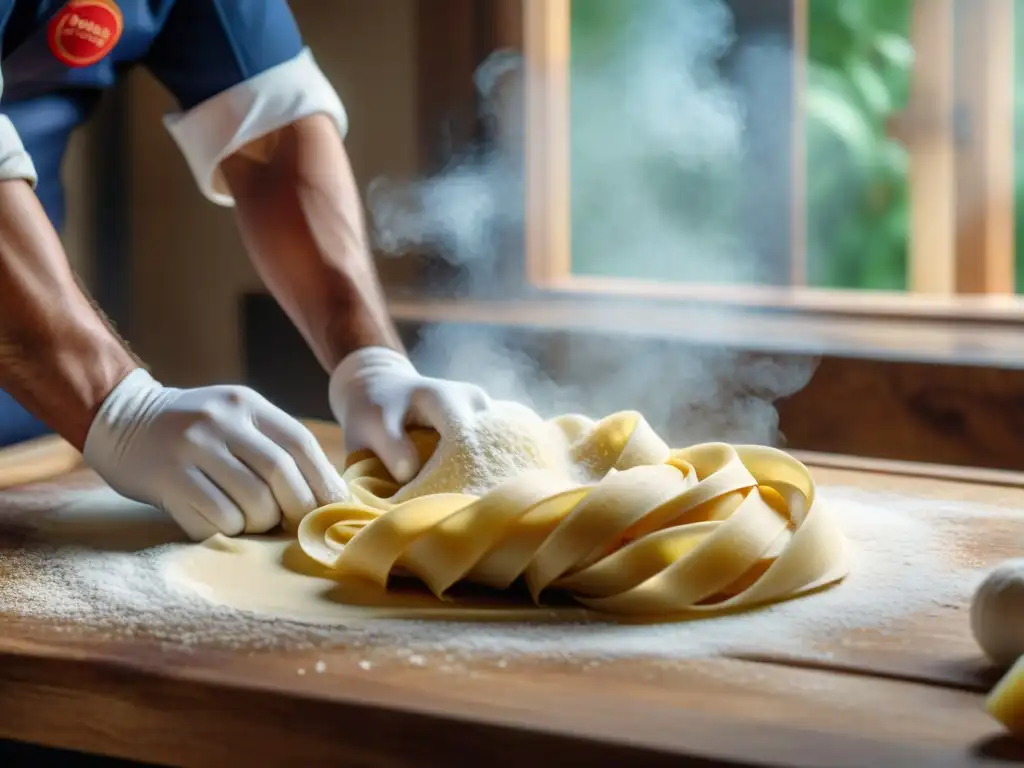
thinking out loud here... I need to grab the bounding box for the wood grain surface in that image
[0,424,1022,766]
[0,434,84,491]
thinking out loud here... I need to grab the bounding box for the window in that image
[522,0,1020,313]
[384,0,1024,470]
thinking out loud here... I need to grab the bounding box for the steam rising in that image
[368,0,816,446]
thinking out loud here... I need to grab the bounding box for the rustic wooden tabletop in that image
[0,425,1022,767]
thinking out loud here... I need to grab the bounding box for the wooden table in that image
[1,426,1023,767]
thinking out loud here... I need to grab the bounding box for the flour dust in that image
[0,484,996,663]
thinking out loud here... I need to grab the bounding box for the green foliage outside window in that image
[568,0,916,290]
[804,0,911,290]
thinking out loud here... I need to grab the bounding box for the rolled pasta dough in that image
[168,404,849,623]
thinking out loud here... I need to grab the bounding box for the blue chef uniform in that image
[0,0,348,447]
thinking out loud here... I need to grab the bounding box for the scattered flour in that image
[0,481,1009,663]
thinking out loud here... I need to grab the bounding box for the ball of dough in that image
[971,559,1024,668]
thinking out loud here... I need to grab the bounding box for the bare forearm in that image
[222,114,403,372]
[0,180,138,449]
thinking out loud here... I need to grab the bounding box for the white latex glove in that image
[83,369,350,541]
[328,347,492,483]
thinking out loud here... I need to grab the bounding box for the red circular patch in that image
[48,0,123,68]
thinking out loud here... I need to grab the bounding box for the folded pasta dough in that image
[297,407,849,617]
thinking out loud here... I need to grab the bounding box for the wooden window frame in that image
[518,0,1019,321]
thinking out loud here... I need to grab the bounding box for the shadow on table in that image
[29,488,186,553]
[972,733,1024,762]
[0,739,158,766]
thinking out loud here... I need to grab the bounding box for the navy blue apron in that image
[0,0,305,447]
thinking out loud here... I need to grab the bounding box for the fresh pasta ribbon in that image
[297,411,850,617]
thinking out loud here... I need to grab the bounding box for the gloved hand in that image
[83,368,349,541]
[328,347,492,483]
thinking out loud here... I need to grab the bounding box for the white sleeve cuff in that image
[162,47,349,207]
[0,116,37,188]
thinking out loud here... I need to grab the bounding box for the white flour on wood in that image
[0,481,1002,661]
